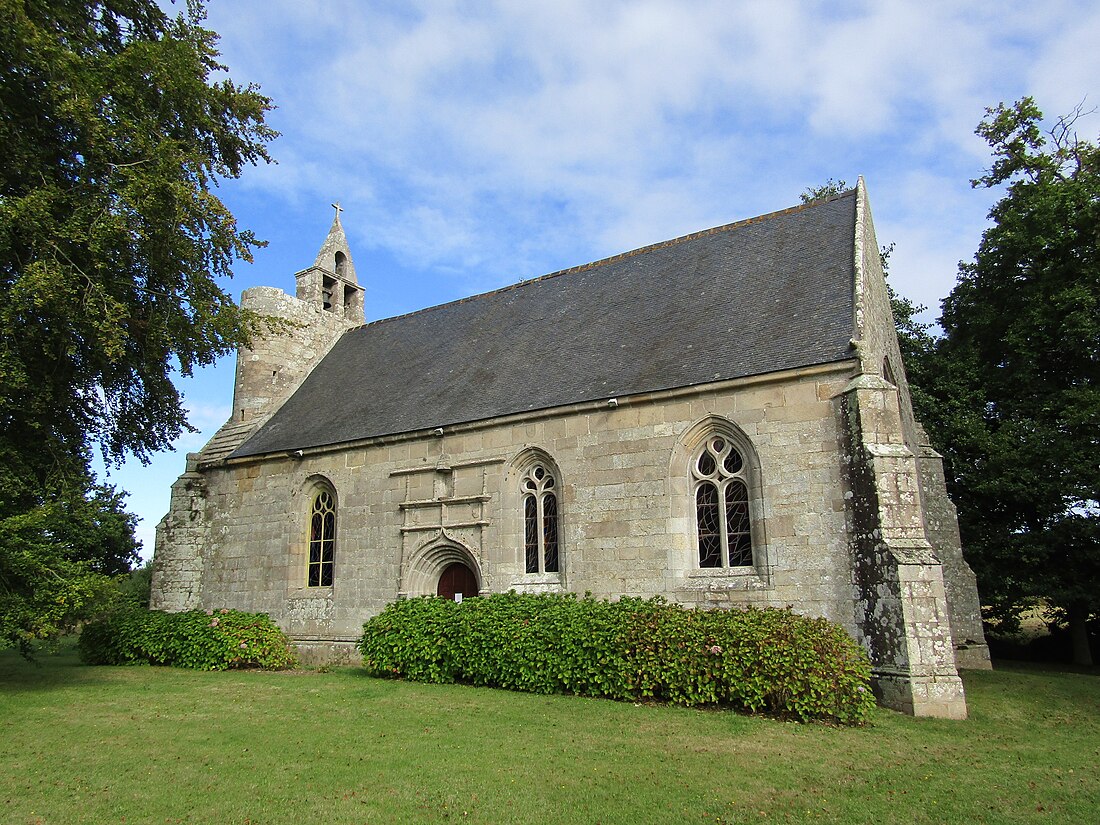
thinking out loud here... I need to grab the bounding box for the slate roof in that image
[231,191,858,458]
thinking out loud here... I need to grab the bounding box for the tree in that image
[799,177,849,203]
[0,0,276,649]
[935,98,1100,665]
[0,470,139,652]
[52,480,141,577]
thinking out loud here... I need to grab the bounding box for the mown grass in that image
[1,644,1097,824]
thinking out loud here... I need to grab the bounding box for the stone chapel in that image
[151,179,990,718]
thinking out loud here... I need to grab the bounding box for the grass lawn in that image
[1,644,1097,824]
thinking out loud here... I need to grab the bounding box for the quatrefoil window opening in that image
[692,437,753,568]
[522,464,559,574]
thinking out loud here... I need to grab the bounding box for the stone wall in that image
[840,376,968,718]
[230,286,359,428]
[149,454,207,611]
[171,362,861,649]
[154,327,984,717]
[915,426,991,669]
[850,178,990,673]
[837,180,975,716]
[152,283,359,613]
[151,185,986,718]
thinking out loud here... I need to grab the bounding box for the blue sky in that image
[109,0,1100,558]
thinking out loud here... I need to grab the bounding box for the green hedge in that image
[359,593,875,724]
[78,606,297,671]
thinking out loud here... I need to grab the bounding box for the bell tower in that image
[153,206,367,612]
[295,202,365,324]
[224,205,365,427]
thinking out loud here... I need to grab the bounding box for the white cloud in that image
[158,412,230,454]
[869,168,994,308]
[200,0,1097,291]
[1028,6,1100,118]
[114,0,1100,561]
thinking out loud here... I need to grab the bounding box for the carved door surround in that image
[392,456,503,598]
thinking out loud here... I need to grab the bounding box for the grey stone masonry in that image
[838,180,974,716]
[296,210,363,322]
[227,211,363,454]
[841,376,967,719]
[229,286,359,434]
[915,424,991,670]
[151,216,364,610]
[151,184,988,719]
[150,453,207,611]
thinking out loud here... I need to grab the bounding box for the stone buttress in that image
[839,178,986,718]
[148,189,990,721]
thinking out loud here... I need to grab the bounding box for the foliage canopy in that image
[0,0,276,650]
[0,0,275,471]
[928,98,1100,663]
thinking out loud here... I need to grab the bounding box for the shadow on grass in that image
[990,656,1100,677]
[0,638,117,693]
[0,637,310,694]
[959,660,1100,730]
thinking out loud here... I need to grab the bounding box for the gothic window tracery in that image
[308,489,336,587]
[522,463,559,574]
[691,436,753,568]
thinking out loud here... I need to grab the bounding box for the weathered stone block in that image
[152,184,986,719]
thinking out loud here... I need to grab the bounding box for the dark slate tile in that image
[232,192,857,458]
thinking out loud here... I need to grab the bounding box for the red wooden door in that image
[437,562,479,601]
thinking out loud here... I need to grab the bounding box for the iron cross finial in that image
[331,201,344,221]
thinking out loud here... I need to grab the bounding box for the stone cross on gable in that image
[332,201,344,222]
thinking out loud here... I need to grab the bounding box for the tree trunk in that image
[1068,604,1093,667]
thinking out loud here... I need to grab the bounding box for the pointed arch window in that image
[522,464,559,574]
[692,436,753,568]
[308,489,336,587]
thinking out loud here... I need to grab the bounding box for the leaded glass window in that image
[522,464,560,574]
[691,437,753,568]
[308,490,336,587]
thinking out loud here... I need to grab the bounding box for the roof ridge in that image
[356,189,856,332]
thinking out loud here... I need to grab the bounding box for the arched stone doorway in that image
[437,562,479,601]
[399,535,483,599]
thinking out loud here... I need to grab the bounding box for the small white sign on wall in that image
[455,593,463,603]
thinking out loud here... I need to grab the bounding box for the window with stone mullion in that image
[542,493,559,573]
[692,437,753,568]
[522,464,560,574]
[696,482,722,567]
[308,490,335,587]
[523,495,539,573]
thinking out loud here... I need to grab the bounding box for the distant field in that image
[1,644,1097,824]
